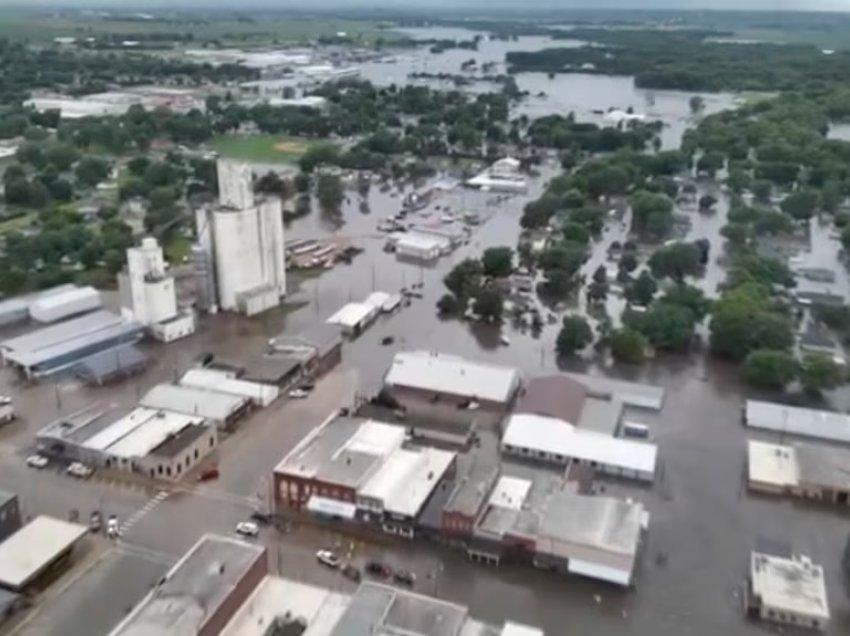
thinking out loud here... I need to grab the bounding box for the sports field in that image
[211,135,316,164]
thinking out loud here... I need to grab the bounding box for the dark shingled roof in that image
[515,375,588,424]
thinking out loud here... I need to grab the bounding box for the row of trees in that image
[438,247,515,322]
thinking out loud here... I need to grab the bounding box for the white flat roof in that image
[745,400,850,443]
[363,291,391,310]
[751,552,830,621]
[501,623,544,636]
[487,476,532,511]
[180,368,278,404]
[326,302,376,329]
[747,440,799,490]
[359,446,455,518]
[395,232,449,251]
[0,516,87,590]
[502,414,658,475]
[29,285,99,314]
[140,384,247,422]
[88,408,205,459]
[220,575,350,636]
[344,420,407,456]
[385,351,520,404]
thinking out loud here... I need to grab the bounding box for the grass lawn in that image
[211,135,320,164]
[164,235,192,264]
[0,212,36,235]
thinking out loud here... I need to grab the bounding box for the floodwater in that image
[357,26,742,149]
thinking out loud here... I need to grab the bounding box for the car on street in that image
[89,511,102,533]
[288,389,309,399]
[316,550,340,568]
[197,467,219,482]
[66,462,93,478]
[341,564,361,582]
[106,515,120,539]
[250,510,272,525]
[26,454,48,469]
[380,336,394,346]
[365,561,392,579]
[235,521,259,537]
[393,569,416,586]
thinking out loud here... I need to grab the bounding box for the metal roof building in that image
[269,322,342,360]
[140,383,250,428]
[502,414,658,482]
[83,407,206,460]
[0,310,144,379]
[745,400,850,444]
[385,351,521,406]
[74,344,147,385]
[180,368,279,407]
[0,516,87,591]
[29,285,100,323]
[109,534,268,636]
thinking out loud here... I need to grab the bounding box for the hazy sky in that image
[5,0,850,10]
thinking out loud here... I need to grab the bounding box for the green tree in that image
[659,284,711,321]
[481,246,514,278]
[626,271,658,306]
[316,174,343,211]
[619,252,638,274]
[630,190,673,238]
[561,222,590,246]
[556,314,593,356]
[609,328,647,364]
[710,283,794,360]
[298,143,340,173]
[473,287,503,322]
[799,353,844,394]
[45,143,79,171]
[16,142,45,168]
[780,189,820,221]
[294,172,311,193]
[437,293,460,316]
[444,258,483,298]
[743,349,797,390]
[649,242,703,282]
[696,151,724,177]
[751,179,772,203]
[626,303,696,352]
[75,156,110,187]
[127,155,151,177]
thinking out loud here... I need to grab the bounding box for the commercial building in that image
[109,534,268,636]
[180,368,279,407]
[0,310,144,379]
[119,237,195,342]
[268,321,343,378]
[139,384,250,429]
[357,445,456,537]
[325,302,379,337]
[0,491,21,543]
[274,416,406,513]
[532,491,647,586]
[240,354,303,388]
[0,516,87,592]
[501,414,658,482]
[746,552,830,631]
[440,460,500,538]
[745,400,850,444]
[138,423,219,481]
[384,351,521,426]
[194,161,286,316]
[516,375,623,435]
[747,440,850,504]
[28,285,101,323]
[392,231,451,261]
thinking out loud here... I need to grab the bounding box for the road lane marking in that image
[118,490,170,535]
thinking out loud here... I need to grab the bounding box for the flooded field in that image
[358,26,742,149]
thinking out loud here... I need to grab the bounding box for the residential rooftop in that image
[750,552,830,623]
[109,534,267,636]
[385,351,521,405]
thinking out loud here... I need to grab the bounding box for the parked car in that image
[316,550,340,569]
[288,389,309,399]
[380,336,395,346]
[106,515,120,539]
[365,561,392,579]
[393,569,416,586]
[26,455,48,469]
[66,462,93,479]
[235,521,259,537]
[194,352,214,367]
[197,467,219,482]
[341,564,362,582]
[89,511,102,533]
[250,510,272,525]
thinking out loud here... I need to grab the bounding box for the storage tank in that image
[29,286,101,323]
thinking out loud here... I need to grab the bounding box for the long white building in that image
[195,161,287,316]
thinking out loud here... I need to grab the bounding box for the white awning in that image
[568,558,631,586]
[306,496,356,520]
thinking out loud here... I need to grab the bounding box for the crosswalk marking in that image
[118,490,170,535]
[114,541,177,566]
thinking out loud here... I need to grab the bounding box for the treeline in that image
[0,39,257,105]
[506,29,850,92]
